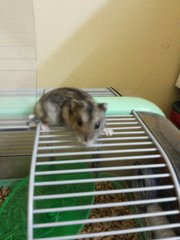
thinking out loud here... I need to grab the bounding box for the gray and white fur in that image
[33,87,107,145]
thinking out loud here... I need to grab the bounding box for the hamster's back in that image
[41,88,93,104]
[35,88,94,124]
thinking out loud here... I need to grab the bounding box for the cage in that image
[0,88,180,240]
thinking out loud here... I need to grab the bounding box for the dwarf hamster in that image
[34,87,107,145]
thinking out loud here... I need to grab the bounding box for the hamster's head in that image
[66,100,107,146]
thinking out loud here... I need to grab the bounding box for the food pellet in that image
[0,186,11,207]
[80,182,139,240]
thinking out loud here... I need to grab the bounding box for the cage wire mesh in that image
[27,111,180,240]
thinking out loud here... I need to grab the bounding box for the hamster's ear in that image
[98,103,107,112]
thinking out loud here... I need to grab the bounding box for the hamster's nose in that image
[77,136,87,146]
[78,135,94,146]
[81,137,88,146]
[82,138,95,146]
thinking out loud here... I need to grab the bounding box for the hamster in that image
[33,87,107,146]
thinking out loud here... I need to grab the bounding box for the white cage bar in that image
[28,111,180,240]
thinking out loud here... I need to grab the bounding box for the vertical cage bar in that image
[28,123,41,240]
[133,110,180,208]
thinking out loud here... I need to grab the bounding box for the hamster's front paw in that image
[102,128,113,136]
[41,123,50,131]
[28,114,36,120]
[27,114,38,128]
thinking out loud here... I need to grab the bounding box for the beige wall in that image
[33,0,180,115]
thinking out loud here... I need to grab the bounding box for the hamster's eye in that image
[77,118,83,126]
[95,121,100,129]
